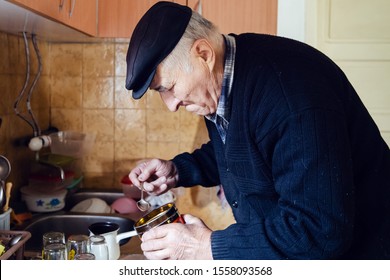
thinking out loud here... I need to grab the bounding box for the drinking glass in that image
[66,234,89,260]
[43,231,65,247]
[88,235,109,260]
[74,253,96,260]
[42,231,66,259]
[42,243,67,260]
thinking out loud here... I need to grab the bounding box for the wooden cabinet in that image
[98,0,276,38]
[7,0,97,36]
[5,0,277,39]
[186,0,277,35]
[98,0,187,38]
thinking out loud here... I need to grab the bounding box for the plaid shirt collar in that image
[206,34,236,143]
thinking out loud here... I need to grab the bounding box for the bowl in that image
[70,198,112,214]
[21,186,67,212]
[111,197,140,214]
[49,131,95,158]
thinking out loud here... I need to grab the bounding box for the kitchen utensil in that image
[136,183,151,212]
[0,182,5,211]
[49,131,95,158]
[0,155,11,182]
[134,202,185,237]
[3,182,12,212]
[5,234,23,250]
[88,203,184,259]
[88,222,138,260]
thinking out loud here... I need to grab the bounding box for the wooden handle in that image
[3,182,12,212]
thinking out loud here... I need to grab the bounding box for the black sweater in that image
[172,34,390,259]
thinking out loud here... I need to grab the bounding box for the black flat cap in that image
[125,1,192,99]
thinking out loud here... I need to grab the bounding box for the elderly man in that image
[126,2,390,260]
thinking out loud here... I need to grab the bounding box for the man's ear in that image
[191,39,215,70]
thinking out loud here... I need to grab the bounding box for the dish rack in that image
[0,230,31,260]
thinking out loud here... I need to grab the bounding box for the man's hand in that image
[141,214,213,260]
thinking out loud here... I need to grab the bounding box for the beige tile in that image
[83,77,114,108]
[50,43,83,77]
[8,35,25,75]
[146,142,180,160]
[115,43,128,77]
[51,108,83,131]
[83,43,114,77]
[114,76,146,109]
[146,109,180,142]
[114,109,146,142]
[83,140,114,173]
[0,74,11,114]
[83,109,114,142]
[0,33,9,74]
[32,76,51,110]
[146,89,166,109]
[51,76,82,108]
[83,172,115,189]
[114,141,146,172]
[179,109,205,143]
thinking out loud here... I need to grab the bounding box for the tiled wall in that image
[0,31,234,230]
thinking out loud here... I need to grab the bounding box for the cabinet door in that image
[60,0,97,36]
[8,0,63,20]
[98,0,276,38]
[7,0,97,36]
[187,0,277,35]
[98,0,158,38]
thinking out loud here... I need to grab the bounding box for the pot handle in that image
[116,230,138,242]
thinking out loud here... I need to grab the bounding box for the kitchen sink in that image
[17,189,136,252]
[21,213,135,251]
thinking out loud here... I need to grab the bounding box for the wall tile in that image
[51,76,82,108]
[50,43,83,77]
[51,108,83,131]
[114,76,146,109]
[146,109,180,142]
[114,109,146,142]
[83,44,114,77]
[82,77,114,108]
[83,109,114,142]
[115,43,128,77]
[146,141,180,160]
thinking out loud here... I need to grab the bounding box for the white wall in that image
[277,0,390,146]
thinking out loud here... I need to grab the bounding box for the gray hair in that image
[160,11,222,73]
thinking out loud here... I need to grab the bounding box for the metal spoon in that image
[6,234,23,251]
[136,183,151,212]
[0,181,5,210]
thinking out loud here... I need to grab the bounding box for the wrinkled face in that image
[149,40,221,116]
